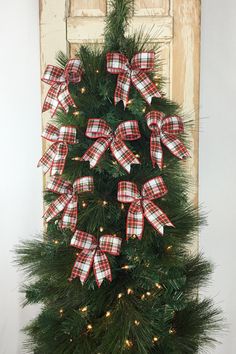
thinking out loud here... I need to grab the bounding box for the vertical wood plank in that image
[39,0,67,188]
[171,0,201,250]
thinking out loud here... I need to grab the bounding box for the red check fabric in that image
[44,176,94,231]
[81,119,141,173]
[38,124,77,176]
[117,177,174,239]
[146,111,190,169]
[106,52,161,107]
[69,230,122,287]
[41,59,83,117]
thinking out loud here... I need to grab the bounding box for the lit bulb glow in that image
[134,320,140,326]
[127,288,133,295]
[105,311,111,317]
[122,265,129,270]
[87,324,93,330]
[117,293,123,299]
[81,87,86,93]
[125,339,133,348]
[99,226,104,232]
[153,336,159,343]
[80,306,88,312]
[102,200,108,206]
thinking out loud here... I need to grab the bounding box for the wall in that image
[0,0,42,353]
[0,0,235,353]
[200,0,236,353]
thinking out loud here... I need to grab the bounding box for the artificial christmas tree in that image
[16,1,222,353]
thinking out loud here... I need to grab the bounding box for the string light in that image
[141,294,145,300]
[80,306,88,312]
[135,154,140,158]
[69,338,73,342]
[152,336,159,343]
[82,201,87,208]
[95,69,99,74]
[166,245,173,252]
[99,226,104,232]
[72,156,80,161]
[131,234,136,239]
[127,288,133,295]
[59,308,64,315]
[121,265,129,270]
[146,292,151,296]
[127,99,133,105]
[142,107,146,113]
[87,324,93,331]
[117,293,123,299]
[169,328,176,335]
[73,111,79,116]
[120,203,125,210]
[125,339,133,348]
[134,320,140,326]
[155,283,162,289]
[105,311,111,318]
[76,252,79,256]
[112,160,118,165]
[54,240,59,244]
[81,87,86,94]
[102,200,108,206]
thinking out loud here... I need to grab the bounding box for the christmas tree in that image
[16,1,222,353]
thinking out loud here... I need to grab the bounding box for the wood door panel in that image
[70,0,107,17]
[136,0,169,16]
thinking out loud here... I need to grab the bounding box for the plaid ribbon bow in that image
[106,52,161,107]
[146,111,190,169]
[118,176,174,239]
[81,119,141,173]
[69,230,122,287]
[44,176,94,231]
[38,124,77,176]
[41,59,83,117]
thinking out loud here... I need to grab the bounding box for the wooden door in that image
[39,0,201,248]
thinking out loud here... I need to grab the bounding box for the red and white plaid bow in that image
[41,59,83,117]
[146,111,190,169]
[81,119,141,173]
[69,230,122,287]
[44,176,94,231]
[118,176,174,239]
[106,52,161,107]
[38,124,77,176]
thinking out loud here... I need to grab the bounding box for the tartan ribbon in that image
[106,52,161,107]
[81,119,141,173]
[69,230,122,287]
[41,59,83,117]
[117,176,173,239]
[146,111,190,169]
[38,124,77,176]
[44,176,94,231]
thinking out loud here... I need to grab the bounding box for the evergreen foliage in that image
[15,1,222,353]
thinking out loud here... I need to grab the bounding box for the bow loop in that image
[82,119,140,173]
[142,176,168,200]
[114,121,141,141]
[117,177,173,239]
[107,52,161,107]
[44,176,94,231]
[69,230,121,287]
[85,119,112,139]
[145,111,190,169]
[38,124,77,176]
[41,59,82,117]
[131,52,155,71]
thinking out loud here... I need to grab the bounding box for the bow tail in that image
[57,82,75,113]
[81,138,110,168]
[143,200,174,236]
[69,249,95,284]
[114,72,131,107]
[42,83,60,116]
[50,142,68,176]
[161,132,190,160]
[93,250,112,287]
[150,134,163,169]
[38,143,58,174]
[110,140,140,173]
[44,194,72,222]
[59,194,78,231]
[126,203,144,240]
[131,71,161,105]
